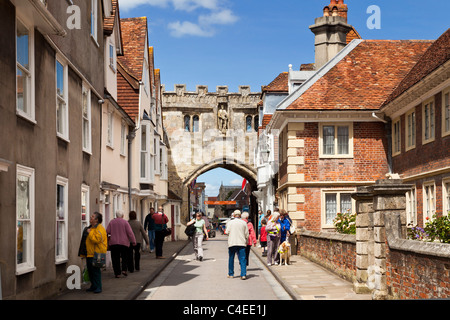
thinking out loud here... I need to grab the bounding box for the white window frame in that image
[422,97,435,145]
[16,16,35,123]
[81,184,90,232]
[319,123,354,158]
[56,176,69,264]
[160,144,168,180]
[109,42,116,72]
[120,121,126,156]
[107,108,114,148]
[155,137,161,175]
[423,181,436,224]
[56,56,69,141]
[392,118,401,156]
[82,83,92,154]
[140,122,150,182]
[16,165,36,275]
[406,187,417,227]
[442,87,450,138]
[90,0,98,44]
[405,109,416,151]
[321,189,355,229]
[442,178,450,217]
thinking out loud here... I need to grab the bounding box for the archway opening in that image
[184,165,258,236]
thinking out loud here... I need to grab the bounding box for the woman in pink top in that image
[241,212,257,266]
[106,211,136,277]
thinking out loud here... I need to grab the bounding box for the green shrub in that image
[333,210,356,235]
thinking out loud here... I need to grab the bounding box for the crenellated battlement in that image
[162,84,259,97]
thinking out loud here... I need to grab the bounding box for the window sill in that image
[16,265,36,276]
[16,110,37,125]
[55,258,68,265]
[57,133,70,144]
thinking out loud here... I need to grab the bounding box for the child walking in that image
[259,219,267,257]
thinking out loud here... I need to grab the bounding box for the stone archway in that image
[182,160,258,222]
[162,84,261,236]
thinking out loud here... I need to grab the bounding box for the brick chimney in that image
[310,0,352,69]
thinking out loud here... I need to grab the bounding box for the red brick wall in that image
[386,247,450,299]
[297,232,357,282]
[393,92,450,178]
[299,122,389,181]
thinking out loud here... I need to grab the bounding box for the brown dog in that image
[278,241,291,266]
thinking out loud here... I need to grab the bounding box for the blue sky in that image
[118,0,449,195]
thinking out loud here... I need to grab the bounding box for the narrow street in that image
[136,234,292,300]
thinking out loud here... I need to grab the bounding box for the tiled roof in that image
[119,17,148,80]
[261,114,272,130]
[117,62,139,120]
[286,40,432,111]
[262,72,289,93]
[103,0,119,36]
[383,28,450,107]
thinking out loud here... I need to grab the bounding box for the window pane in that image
[81,191,87,223]
[323,126,335,155]
[16,20,29,70]
[193,115,199,132]
[184,115,190,132]
[56,221,64,257]
[325,193,337,225]
[445,93,450,131]
[56,61,64,98]
[57,100,65,134]
[83,119,89,149]
[246,116,252,132]
[16,67,29,113]
[337,126,349,154]
[57,185,65,220]
[17,175,30,220]
[340,194,352,213]
[17,221,27,264]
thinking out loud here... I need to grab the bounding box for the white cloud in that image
[198,9,238,25]
[168,21,214,37]
[119,0,238,38]
[205,183,220,196]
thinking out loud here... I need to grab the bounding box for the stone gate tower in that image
[162,84,261,233]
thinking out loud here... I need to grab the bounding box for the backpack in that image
[185,224,196,237]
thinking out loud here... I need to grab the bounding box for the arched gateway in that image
[162,84,261,238]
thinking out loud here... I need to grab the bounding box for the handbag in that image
[289,225,296,235]
[92,252,106,268]
[160,213,172,237]
[185,224,196,237]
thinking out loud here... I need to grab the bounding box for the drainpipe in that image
[127,81,144,212]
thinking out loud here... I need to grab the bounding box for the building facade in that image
[0,0,104,299]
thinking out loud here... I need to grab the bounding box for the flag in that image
[241,178,248,190]
[190,178,196,189]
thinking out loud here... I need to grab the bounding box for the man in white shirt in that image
[225,210,249,280]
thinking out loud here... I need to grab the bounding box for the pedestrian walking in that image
[225,210,249,280]
[127,211,150,272]
[259,219,268,256]
[152,206,169,259]
[187,211,209,261]
[278,209,292,243]
[144,207,156,253]
[241,212,257,266]
[266,211,281,266]
[79,212,107,293]
[257,210,264,238]
[106,210,136,278]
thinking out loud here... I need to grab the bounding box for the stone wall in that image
[296,179,450,300]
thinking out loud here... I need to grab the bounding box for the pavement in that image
[51,237,372,301]
[250,245,372,300]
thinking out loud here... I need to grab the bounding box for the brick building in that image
[380,28,450,227]
[259,0,439,232]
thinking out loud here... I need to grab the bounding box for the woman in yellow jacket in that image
[84,212,107,293]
